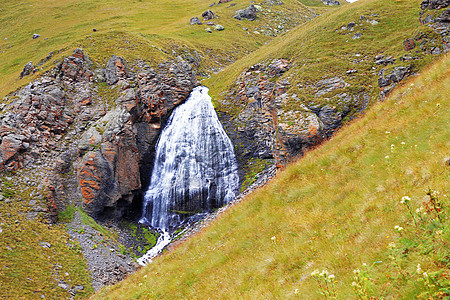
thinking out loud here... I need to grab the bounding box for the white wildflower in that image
[311,270,320,277]
[416,264,422,274]
[352,281,358,287]
[388,242,396,249]
[328,274,335,280]
[400,196,411,204]
[353,269,360,274]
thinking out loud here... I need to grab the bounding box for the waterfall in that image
[140,86,239,232]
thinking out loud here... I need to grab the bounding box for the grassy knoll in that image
[94,54,449,299]
[0,0,315,99]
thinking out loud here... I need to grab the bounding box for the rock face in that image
[220,57,370,175]
[221,60,325,168]
[78,60,198,219]
[1,48,198,220]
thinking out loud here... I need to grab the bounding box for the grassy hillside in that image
[205,0,437,112]
[95,54,449,298]
[0,0,316,99]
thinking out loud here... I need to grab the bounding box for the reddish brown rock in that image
[58,49,94,82]
[0,135,24,172]
[403,38,416,51]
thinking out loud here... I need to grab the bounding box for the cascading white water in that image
[138,86,239,264]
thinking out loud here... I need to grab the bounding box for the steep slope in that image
[95,52,449,300]
[206,0,448,186]
[0,0,319,297]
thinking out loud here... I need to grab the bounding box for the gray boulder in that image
[20,62,35,78]
[322,0,340,5]
[105,55,128,85]
[190,17,202,25]
[202,10,215,20]
[234,5,257,21]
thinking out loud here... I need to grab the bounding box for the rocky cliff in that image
[0,49,198,223]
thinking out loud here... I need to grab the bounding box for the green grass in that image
[94,53,449,299]
[77,207,118,241]
[0,0,316,99]
[205,0,436,116]
[0,204,94,299]
[58,205,76,223]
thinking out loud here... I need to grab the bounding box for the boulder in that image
[0,135,24,172]
[202,10,215,20]
[32,33,40,39]
[214,24,225,31]
[403,38,416,51]
[105,55,128,85]
[20,62,35,78]
[234,5,257,21]
[322,0,340,5]
[190,17,202,25]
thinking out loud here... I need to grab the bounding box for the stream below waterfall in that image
[138,86,239,265]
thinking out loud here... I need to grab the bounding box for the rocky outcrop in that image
[220,56,372,175]
[378,65,412,99]
[419,0,449,53]
[322,0,340,5]
[421,0,449,10]
[221,59,329,169]
[0,48,198,221]
[77,59,198,218]
[20,62,36,78]
[234,5,258,21]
